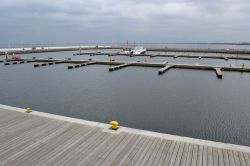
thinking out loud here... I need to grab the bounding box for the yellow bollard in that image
[25,108,32,113]
[109,121,119,130]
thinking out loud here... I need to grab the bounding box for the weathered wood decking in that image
[0,106,250,166]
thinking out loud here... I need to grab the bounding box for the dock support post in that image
[214,68,223,78]
[109,63,132,71]
[34,61,64,67]
[67,61,96,69]
[158,65,173,75]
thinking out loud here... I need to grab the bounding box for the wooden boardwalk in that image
[0,107,250,166]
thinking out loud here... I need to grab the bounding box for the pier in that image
[146,47,250,55]
[68,61,97,69]
[2,45,250,56]
[73,52,250,61]
[3,58,250,78]
[0,104,250,165]
[33,61,65,67]
[214,68,223,78]
[159,65,173,75]
[0,46,122,55]
[109,62,134,71]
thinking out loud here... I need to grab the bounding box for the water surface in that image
[1,49,250,146]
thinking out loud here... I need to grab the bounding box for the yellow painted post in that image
[109,121,119,130]
[25,108,32,113]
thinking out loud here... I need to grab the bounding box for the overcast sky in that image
[0,0,250,44]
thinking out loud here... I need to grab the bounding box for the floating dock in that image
[33,61,65,67]
[0,104,249,165]
[5,58,250,79]
[68,62,97,69]
[74,52,250,61]
[146,47,250,55]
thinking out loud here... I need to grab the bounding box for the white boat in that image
[120,48,132,54]
[131,47,146,55]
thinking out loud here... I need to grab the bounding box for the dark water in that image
[1,49,250,146]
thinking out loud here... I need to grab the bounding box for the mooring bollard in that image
[109,121,119,130]
[25,108,32,113]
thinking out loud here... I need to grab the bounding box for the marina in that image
[2,0,250,164]
[3,58,250,79]
[0,104,250,165]
[2,45,250,56]
[1,47,250,159]
[73,52,250,61]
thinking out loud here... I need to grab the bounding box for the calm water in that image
[1,47,250,146]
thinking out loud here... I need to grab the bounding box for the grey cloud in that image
[0,0,250,44]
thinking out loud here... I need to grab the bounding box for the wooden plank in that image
[1,108,250,166]
[0,108,18,117]
[195,145,203,166]
[0,116,44,139]
[100,134,137,166]
[80,133,127,166]
[18,125,86,165]
[191,144,199,166]
[228,150,236,166]
[222,149,230,166]
[35,127,100,165]
[152,140,170,166]
[179,143,190,166]
[7,123,80,165]
[202,146,208,166]
[243,152,250,165]
[218,148,224,166]
[232,150,241,166]
[117,136,147,166]
[237,151,247,166]
[110,135,142,166]
[137,138,160,166]
[0,113,30,127]
[0,120,59,158]
[57,129,111,165]
[92,134,132,166]
[125,136,151,165]
[162,141,177,166]
[184,144,194,166]
[32,126,93,165]
[131,137,155,166]
[43,127,101,162]
[145,138,163,166]
[173,142,185,166]
[207,147,213,166]
[213,148,219,166]
[168,142,181,166]
[2,122,72,163]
